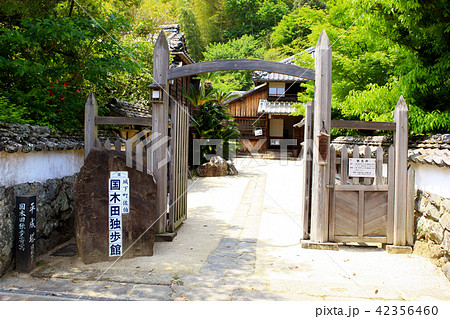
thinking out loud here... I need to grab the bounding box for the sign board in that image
[15,195,36,273]
[349,158,376,177]
[254,129,263,136]
[108,171,130,257]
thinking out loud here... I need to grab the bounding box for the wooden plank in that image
[335,185,389,191]
[331,120,396,131]
[393,96,409,246]
[168,59,315,81]
[328,145,336,241]
[168,99,177,233]
[136,141,143,172]
[95,116,152,126]
[125,139,133,168]
[300,100,314,240]
[84,92,98,159]
[332,236,387,244]
[334,191,358,236]
[364,191,388,236]
[341,145,348,185]
[358,190,364,238]
[387,145,395,243]
[363,146,373,185]
[352,145,360,185]
[153,30,170,234]
[406,166,415,246]
[310,30,332,243]
[104,139,111,150]
[115,139,121,152]
[375,146,383,185]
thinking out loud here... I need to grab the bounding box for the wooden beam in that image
[152,30,170,234]
[406,166,415,246]
[300,101,314,240]
[393,96,409,246]
[84,92,98,159]
[331,120,396,131]
[95,116,152,126]
[310,30,332,243]
[168,59,315,81]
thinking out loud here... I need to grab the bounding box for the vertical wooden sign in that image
[15,195,36,273]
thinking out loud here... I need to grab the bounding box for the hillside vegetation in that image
[0,0,448,134]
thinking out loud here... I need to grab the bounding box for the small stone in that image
[227,161,238,175]
[440,213,450,231]
[441,231,450,253]
[196,156,228,177]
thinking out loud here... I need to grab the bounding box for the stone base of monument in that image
[74,148,157,264]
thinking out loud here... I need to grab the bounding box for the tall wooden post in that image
[310,30,332,243]
[393,96,408,246]
[152,31,170,234]
[84,92,98,159]
[300,100,314,240]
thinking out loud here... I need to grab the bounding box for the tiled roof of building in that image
[107,98,151,118]
[160,24,195,65]
[408,134,450,168]
[0,122,84,153]
[252,49,315,83]
[330,134,450,168]
[0,122,119,154]
[257,100,296,114]
[225,84,267,104]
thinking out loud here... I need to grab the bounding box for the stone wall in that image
[0,174,77,276]
[414,189,450,279]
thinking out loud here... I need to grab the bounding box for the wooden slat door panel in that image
[363,191,388,237]
[334,191,358,236]
[329,145,392,244]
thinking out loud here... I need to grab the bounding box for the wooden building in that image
[226,53,314,152]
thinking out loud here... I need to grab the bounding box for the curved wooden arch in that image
[168,59,315,81]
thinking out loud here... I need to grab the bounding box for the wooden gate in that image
[328,145,395,244]
[169,100,189,231]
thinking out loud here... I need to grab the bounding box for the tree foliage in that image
[202,35,265,91]
[0,0,155,130]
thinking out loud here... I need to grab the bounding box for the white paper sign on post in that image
[348,158,376,177]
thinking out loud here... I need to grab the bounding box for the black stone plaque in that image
[15,195,37,273]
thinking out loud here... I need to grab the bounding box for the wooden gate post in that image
[300,100,314,240]
[84,92,98,159]
[309,30,332,243]
[152,31,170,234]
[393,96,409,246]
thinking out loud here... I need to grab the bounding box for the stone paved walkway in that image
[1,159,450,303]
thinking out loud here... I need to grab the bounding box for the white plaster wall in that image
[0,150,84,187]
[411,163,450,199]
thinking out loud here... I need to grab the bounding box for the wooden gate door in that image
[328,145,395,244]
[168,100,189,232]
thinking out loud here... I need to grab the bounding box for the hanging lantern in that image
[148,83,165,103]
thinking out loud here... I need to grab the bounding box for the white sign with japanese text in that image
[108,171,130,257]
[348,158,376,177]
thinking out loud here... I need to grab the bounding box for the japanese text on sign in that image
[348,158,376,177]
[108,171,129,257]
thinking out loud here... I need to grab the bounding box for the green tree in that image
[182,83,241,164]
[202,34,265,91]
[179,5,205,61]
[290,0,450,134]
[0,0,154,130]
